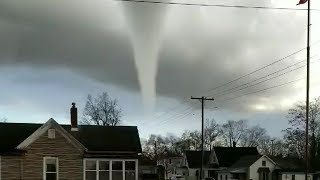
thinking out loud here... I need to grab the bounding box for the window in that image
[292,175,295,180]
[48,129,55,139]
[220,175,223,180]
[85,160,97,180]
[225,175,228,180]
[99,161,110,180]
[112,161,123,180]
[125,161,136,180]
[44,157,58,180]
[262,161,266,167]
[84,160,137,180]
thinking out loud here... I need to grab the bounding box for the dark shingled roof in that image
[185,151,212,168]
[0,122,142,154]
[214,147,259,167]
[269,156,304,172]
[185,147,259,169]
[230,155,262,168]
[0,123,41,154]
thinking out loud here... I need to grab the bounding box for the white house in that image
[181,147,259,180]
[216,155,312,180]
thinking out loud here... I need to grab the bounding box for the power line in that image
[159,59,320,124]
[213,57,319,98]
[153,40,320,120]
[218,77,305,103]
[116,0,320,11]
[203,41,320,96]
[143,41,320,129]
[144,106,195,128]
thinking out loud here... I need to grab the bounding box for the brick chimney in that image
[70,102,78,131]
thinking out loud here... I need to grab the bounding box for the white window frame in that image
[43,157,59,180]
[83,159,138,180]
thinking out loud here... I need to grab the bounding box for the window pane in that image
[125,161,135,171]
[99,171,110,180]
[112,171,123,180]
[112,161,123,170]
[99,161,110,170]
[45,159,57,172]
[126,171,135,180]
[85,171,96,180]
[47,164,56,172]
[86,160,96,170]
[46,173,57,180]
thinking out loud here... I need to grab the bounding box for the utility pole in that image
[191,96,214,180]
[305,0,311,179]
[155,140,158,163]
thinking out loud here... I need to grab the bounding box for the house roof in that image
[214,147,259,167]
[185,151,212,168]
[269,156,304,172]
[185,147,259,169]
[229,155,262,169]
[0,122,142,154]
[139,156,157,166]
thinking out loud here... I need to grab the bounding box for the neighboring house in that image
[157,156,185,179]
[184,151,218,180]
[0,103,142,180]
[217,155,312,180]
[139,156,158,174]
[183,147,259,180]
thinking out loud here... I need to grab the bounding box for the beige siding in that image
[1,128,83,180]
[1,155,23,180]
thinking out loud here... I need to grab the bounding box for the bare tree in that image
[286,97,320,162]
[258,137,287,156]
[240,125,267,147]
[164,133,180,155]
[283,128,306,158]
[222,120,248,147]
[81,92,122,126]
[204,119,222,150]
[0,117,7,122]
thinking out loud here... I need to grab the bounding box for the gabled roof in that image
[185,147,259,169]
[0,120,142,155]
[230,155,262,169]
[185,151,212,168]
[17,118,85,151]
[269,156,304,172]
[214,147,259,167]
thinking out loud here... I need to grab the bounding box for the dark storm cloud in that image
[0,0,309,112]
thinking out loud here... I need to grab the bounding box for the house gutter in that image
[85,150,139,154]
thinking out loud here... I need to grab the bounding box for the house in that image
[183,147,259,180]
[0,103,142,180]
[157,156,185,179]
[140,156,158,175]
[216,155,312,180]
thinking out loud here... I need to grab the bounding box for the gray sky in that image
[0,0,320,138]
